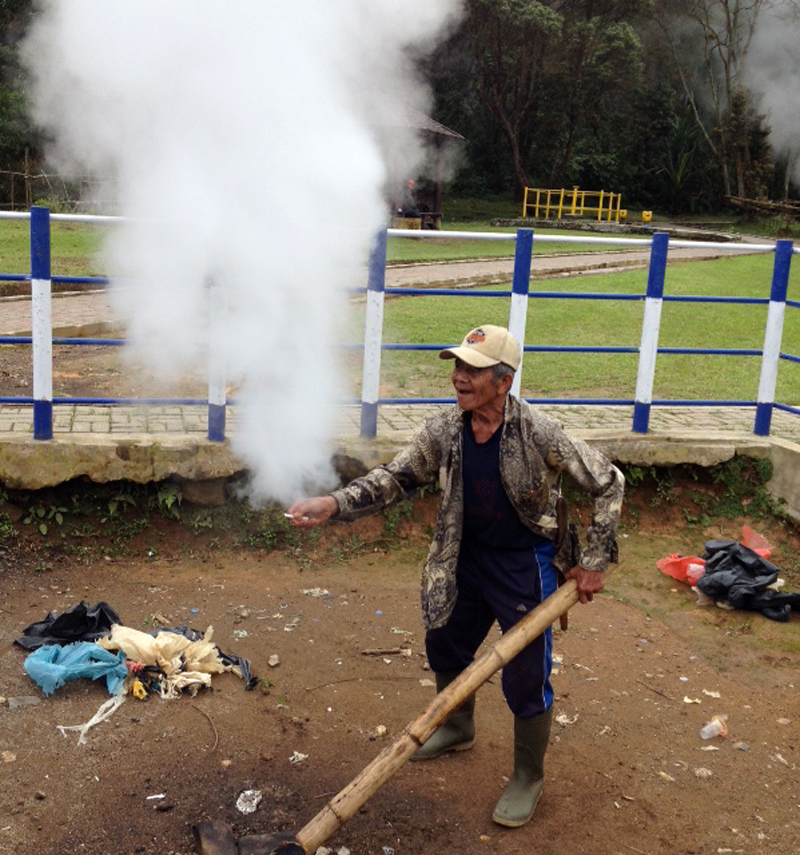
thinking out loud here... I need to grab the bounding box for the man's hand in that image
[564,565,606,604]
[286,496,338,528]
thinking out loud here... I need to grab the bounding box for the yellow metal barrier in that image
[522,185,623,223]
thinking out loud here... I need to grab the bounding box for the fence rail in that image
[0,168,112,213]
[0,207,798,442]
[522,185,624,222]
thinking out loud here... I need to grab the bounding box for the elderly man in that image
[288,324,624,828]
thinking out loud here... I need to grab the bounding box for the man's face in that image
[451,358,505,411]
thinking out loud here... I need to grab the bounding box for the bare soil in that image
[0,342,208,401]
[1,475,799,855]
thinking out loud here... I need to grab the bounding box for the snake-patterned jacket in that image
[331,396,625,629]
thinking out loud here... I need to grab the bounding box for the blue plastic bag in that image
[24,642,127,696]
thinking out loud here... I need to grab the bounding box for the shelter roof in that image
[392,102,464,140]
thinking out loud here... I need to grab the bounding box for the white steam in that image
[22,0,461,503]
[744,5,800,188]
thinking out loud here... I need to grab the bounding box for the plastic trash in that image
[700,714,728,739]
[99,624,258,691]
[740,525,771,558]
[6,696,41,709]
[235,789,262,814]
[656,554,706,585]
[697,541,800,621]
[56,695,126,745]
[24,642,127,696]
[15,601,121,651]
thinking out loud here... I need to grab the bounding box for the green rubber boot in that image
[411,671,475,761]
[492,708,552,827]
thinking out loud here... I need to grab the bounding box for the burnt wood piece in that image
[192,821,239,855]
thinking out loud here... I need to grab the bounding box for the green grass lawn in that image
[0,219,105,279]
[344,253,800,405]
[386,224,639,263]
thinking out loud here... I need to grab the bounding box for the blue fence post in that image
[508,228,533,398]
[31,206,53,440]
[632,232,669,433]
[754,239,793,436]
[360,229,387,438]
[207,277,227,442]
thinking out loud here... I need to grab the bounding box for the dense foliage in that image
[427,0,796,210]
[0,0,38,206]
[1,0,797,213]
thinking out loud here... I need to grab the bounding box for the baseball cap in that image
[439,325,521,371]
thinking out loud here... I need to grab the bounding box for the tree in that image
[0,0,39,207]
[462,0,562,196]
[654,0,770,199]
[434,0,647,199]
[545,2,645,188]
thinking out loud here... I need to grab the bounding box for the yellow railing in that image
[522,185,625,223]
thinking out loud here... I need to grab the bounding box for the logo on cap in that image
[466,328,486,345]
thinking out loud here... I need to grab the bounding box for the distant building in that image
[371,97,464,226]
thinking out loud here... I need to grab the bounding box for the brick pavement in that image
[339,402,800,443]
[0,402,797,444]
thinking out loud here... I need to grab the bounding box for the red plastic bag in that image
[656,554,706,585]
[740,526,771,559]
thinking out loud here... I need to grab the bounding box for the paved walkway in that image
[0,402,797,444]
[0,244,755,337]
[384,243,750,288]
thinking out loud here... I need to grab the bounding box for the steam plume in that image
[744,5,800,189]
[22,0,461,503]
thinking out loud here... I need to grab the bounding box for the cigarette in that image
[284,513,309,521]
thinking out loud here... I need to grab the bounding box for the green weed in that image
[107,488,137,517]
[383,498,413,539]
[189,512,215,533]
[155,483,182,519]
[709,457,778,519]
[23,504,68,536]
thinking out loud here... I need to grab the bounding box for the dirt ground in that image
[1,476,799,855]
[0,340,208,401]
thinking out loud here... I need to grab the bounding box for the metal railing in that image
[522,186,624,223]
[357,227,797,438]
[0,207,797,442]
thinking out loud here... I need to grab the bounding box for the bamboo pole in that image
[295,579,580,854]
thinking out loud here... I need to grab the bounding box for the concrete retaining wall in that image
[0,430,797,523]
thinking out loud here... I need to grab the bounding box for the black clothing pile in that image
[14,601,121,651]
[696,541,800,622]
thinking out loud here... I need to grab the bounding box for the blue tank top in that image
[461,415,538,552]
